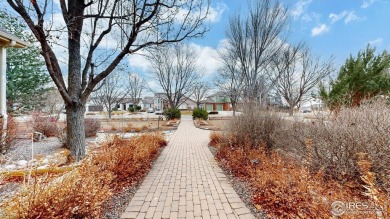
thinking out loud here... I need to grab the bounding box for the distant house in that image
[202,92,232,112]
[154,93,196,110]
[154,93,170,110]
[179,98,196,110]
[86,97,139,112]
[86,97,104,112]
[139,96,154,109]
[118,98,142,111]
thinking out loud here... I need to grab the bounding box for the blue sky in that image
[192,0,390,68]
[134,0,390,91]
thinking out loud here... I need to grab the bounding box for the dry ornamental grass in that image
[0,133,167,218]
[211,100,389,218]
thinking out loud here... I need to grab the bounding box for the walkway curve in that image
[121,117,255,219]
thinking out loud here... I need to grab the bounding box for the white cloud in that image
[361,0,378,8]
[300,12,321,23]
[206,3,227,23]
[127,51,149,72]
[345,11,365,24]
[188,43,221,76]
[311,24,330,36]
[128,42,222,85]
[175,2,226,24]
[368,38,383,46]
[329,11,348,23]
[329,10,365,24]
[291,0,313,19]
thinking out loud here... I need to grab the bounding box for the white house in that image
[154,93,196,110]
[139,96,154,109]
[178,98,196,110]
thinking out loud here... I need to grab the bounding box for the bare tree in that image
[128,73,145,106]
[147,44,201,108]
[215,46,244,116]
[272,44,334,115]
[92,72,128,119]
[6,0,210,160]
[42,87,65,120]
[192,82,209,108]
[225,0,288,103]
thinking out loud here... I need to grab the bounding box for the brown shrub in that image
[123,122,133,132]
[273,99,390,186]
[133,127,142,132]
[0,115,17,154]
[0,162,113,218]
[209,131,222,147]
[215,145,262,178]
[92,133,166,190]
[0,132,167,218]
[210,101,390,218]
[32,113,59,137]
[229,108,282,152]
[84,118,101,137]
[110,124,118,131]
[212,134,361,218]
[251,151,360,218]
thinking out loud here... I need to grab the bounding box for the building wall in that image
[143,103,153,109]
[203,102,231,111]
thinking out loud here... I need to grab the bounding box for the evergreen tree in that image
[0,10,50,113]
[320,45,390,109]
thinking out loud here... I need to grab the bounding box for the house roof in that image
[155,93,197,104]
[202,92,232,103]
[182,98,196,105]
[0,28,29,48]
[142,96,154,104]
[155,93,168,100]
[121,98,142,104]
[206,91,226,98]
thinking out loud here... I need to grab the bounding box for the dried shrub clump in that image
[216,146,262,178]
[0,115,17,154]
[123,122,133,132]
[84,118,101,137]
[94,133,167,190]
[273,99,390,186]
[0,161,113,218]
[32,113,59,137]
[250,152,359,218]
[229,108,282,152]
[209,131,222,147]
[0,133,167,218]
[215,143,360,218]
[211,101,389,218]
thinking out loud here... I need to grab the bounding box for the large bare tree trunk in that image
[289,105,294,116]
[66,0,84,160]
[232,102,237,116]
[66,103,86,160]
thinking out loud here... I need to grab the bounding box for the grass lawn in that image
[180,110,193,115]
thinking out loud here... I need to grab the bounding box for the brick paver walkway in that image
[121,117,255,219]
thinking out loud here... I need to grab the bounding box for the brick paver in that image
[121,116,255,219]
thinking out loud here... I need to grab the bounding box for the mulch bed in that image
[208,146,268,219]
[102,145,166,218]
